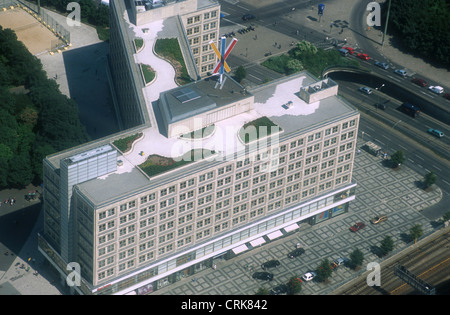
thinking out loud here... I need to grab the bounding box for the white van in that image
[428,86,444,94]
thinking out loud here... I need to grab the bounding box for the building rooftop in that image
[69,71,358,206]
[159,75,250,124]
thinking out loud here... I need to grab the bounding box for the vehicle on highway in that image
[269,284,288,295]
[394,69,407,77]
[302,271,317,282]
[400,102,420,117]
[339,48,349,57]
[444,93,450,101]
[371,215,388,224]
[359,87,372,94]
[252,272,274,281]
[374,61,389,70]
[428,85,444,94]
[411,78,428,87]
[349,222,366,232]
[427,129,444,138]
[357,53,370,61]
[341,46,355,54]
[287,248,305,259]
[261,259,280,269]
[242,13,255,21]
[374,103,386,110]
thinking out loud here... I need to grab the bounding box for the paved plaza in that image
[153,138,441,295]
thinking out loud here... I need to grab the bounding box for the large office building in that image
[38,0,360,295]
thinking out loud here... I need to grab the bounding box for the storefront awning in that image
[283,223,299,232]
[266,230,283,240]
[250,237,266,247]
[232,244,249,254]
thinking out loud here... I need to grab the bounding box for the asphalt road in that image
[336,79,450,221]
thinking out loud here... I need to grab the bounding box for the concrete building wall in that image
[75,112,359,291]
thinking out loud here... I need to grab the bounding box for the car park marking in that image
[432,165,442,171]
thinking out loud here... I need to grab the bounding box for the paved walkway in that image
[152,137,442,295]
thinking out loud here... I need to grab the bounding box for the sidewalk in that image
[0,185,63,295]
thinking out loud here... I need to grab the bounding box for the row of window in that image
[98,135,356,224]
[186,11,218,25]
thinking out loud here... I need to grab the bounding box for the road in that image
[335,78,450,220]
[331,228,450,295]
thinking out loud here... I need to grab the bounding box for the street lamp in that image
[381,0,392,49]
[375,83,385,106]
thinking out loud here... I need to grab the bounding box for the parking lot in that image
[153,137,441,295]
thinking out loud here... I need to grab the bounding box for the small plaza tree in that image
[286,276,302,295]
[379,235,395,256]
[423,171,437,190]
[390,150,405,169]
[316,258,333,282]
[409,224,423,244]
[349,248,364,270]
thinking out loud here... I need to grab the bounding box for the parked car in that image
[242,13,256,21]
[359,87,372,95]
[411,78,428,87]
[349,222,366,232]
[443,93,450,101]
[302,271,317,282]
[428,86,444,94]
[288,248,305,259]
[371,215,388,224]
[341,46,355,54]
[357,53,370,61]
[427,128,444,138]
[374,61,389,70]
[394,69,407,77]
[261,259,280,269]
[330,257,348,269]
[252,272,274,281]
[269,284,288,295]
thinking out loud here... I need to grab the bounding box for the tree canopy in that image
[386,0,450,67]
[0,26,89,188]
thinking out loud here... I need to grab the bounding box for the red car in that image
[443,93,450,101]
[357,53,370,61]
[411,78,428,87]
[342,46,355,54]
[349,222,366,232]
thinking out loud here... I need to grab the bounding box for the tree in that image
[234,65,247,83]
[442,211,450,222]
[255,287,269,295]
[286,276,302,295]
[286,59,303,74]
[379,235,394,256]
[316,258,333,282]
[390,150,405,168]
[423,171,437,189]
[409,224,423,244]
[349,248,364,270]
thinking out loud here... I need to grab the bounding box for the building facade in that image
[38,0,360,296]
